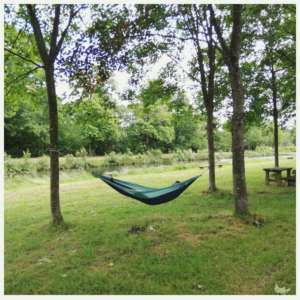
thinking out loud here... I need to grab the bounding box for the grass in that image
[4,158,295,295]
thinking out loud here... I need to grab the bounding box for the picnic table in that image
[263,167,292,186]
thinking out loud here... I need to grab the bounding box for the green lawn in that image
[4,158,296,295]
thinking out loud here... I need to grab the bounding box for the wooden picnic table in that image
[263,167,292,186]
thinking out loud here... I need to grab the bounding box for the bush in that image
[174,150,185,162]
[4,156,20,177]
[174,149,197,162]
[75,147,88,158]
[35,155,50,173]
[6,147,294,177]
[105,151,123,166]
[145,149,163,165]
[279,146,296,153]
[255,146,273,154]
[61,154,85,170]
[195,150,208,161]
[19,150,32,174]
[122,151,136,166]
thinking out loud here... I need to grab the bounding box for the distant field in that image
[4,158,296,294]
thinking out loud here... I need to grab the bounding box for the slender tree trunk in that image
[206,105,217,192]
[185,5,218,192]
[45,65,63,225]
[210,4,248,215]
[229,63,248,215]
[271,64,279,168]
[26,4,77,225]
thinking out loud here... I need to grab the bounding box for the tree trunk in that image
[206,105,217,192]
[210,4,248,215]
[45,65,63,225]
[271,64,279,168]
[229,63,248,215]
[228,5,248,216]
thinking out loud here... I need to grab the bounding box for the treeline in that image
[5,79,295,158]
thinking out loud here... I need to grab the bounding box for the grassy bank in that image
[4,158,295,294]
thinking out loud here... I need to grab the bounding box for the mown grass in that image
[4,158,295,295]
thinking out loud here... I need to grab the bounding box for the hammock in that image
[99,175,200,205]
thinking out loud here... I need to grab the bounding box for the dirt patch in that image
[151,242,171,257]
[176,215,247,246]
[233,263,286,294]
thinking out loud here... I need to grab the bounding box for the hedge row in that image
[4,146,295,177]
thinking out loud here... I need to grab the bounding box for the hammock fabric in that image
[99,175,200,205]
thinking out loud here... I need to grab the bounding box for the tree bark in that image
[210,4,248,215]
[271,64,279,168]
[189,5,217,192]
[27,4,77,225]
[229,63,248,215]
[206,105,217,191]
[229,6,248,215]
[45,65,63,224]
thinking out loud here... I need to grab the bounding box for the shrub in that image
[4,152,11,161]
[145,149,163,165]
[20,150,32,174]
[174,149,197,162]
[75,147,88,157]
[279,146,296,153]
[61,154,85,170]
[4,156,20,177]
[195,150,208,161]
[22,149,31,159]
[174,150,185,162]
[105,151,123,166]
[122,151,136,166]
[255,146,273,155]
[161,155,173,165]
[35,155,50,173]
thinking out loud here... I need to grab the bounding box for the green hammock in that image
[99,175,200,205]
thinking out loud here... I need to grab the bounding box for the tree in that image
[26,5,79,224]
[175,5,219,191]
[61,90,121,155]
[245,5,296,167]
[127,101,175,153]
[4,23,49,157]
[171,91,207,151]
[62,5,172,95]
[210,5,248,215]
